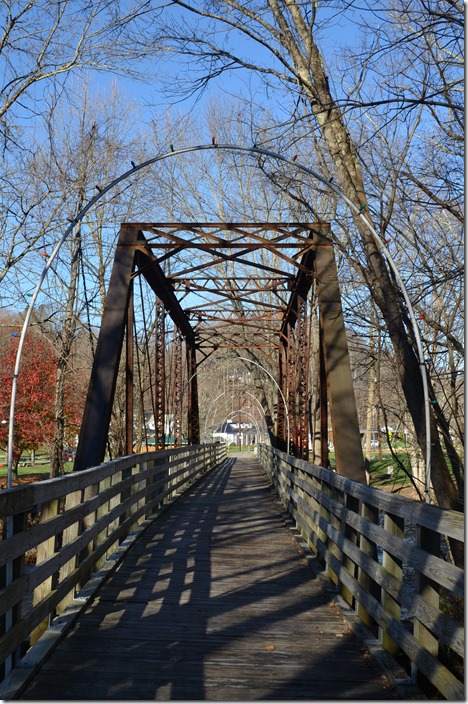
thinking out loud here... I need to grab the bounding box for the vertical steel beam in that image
[74,224,137,471]
[155,297,166,449]
[287,323,297,456]
[297,294,309,461]
[319,324,329,467]
[125,283,134,456]
[187,344,200,444]
[173,329,183,447]
[276,334,288,452]
[314,230,366,482]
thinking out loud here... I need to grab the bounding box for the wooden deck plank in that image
[19,455,397,701]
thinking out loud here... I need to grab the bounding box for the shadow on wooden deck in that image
[19,456,397,701]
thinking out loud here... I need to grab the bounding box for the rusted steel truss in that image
[173,329,183,448]
[277,228,365,479]
[287,323,297,456]
[276,336,288,453]
[297,294,309,461]
[74,222,366,484]
[154,297,166,449]
[187,344,200,445]
[125,283,134,456]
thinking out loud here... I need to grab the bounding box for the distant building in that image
[142,412,185,446]
[212,419,257,446]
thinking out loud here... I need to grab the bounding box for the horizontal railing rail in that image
[0,443,227,686]
[258,444,464,701]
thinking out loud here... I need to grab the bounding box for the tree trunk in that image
[50,230,81,477]
[50,355,67,478]
[365,362,375,463]
[270,7,460,511]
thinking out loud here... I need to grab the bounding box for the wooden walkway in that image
[19,455,396,701]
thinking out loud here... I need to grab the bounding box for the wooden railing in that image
[0,443,226,688]
[258,444,464,701]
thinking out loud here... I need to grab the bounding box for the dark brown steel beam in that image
[319,324,329,468]
[145,243,318,249]
[280,251,317,335]
[125,284,134,456]
[185,300,285,312]
[287,323,297,456]
[187,344,200,445]
[167,251,291,281]
[314,232,366,482]
[133,235,195,346]
[276,336,288,452]
[172,276,292,282]
[74,224,137,471]
[155,297,166,449]
[181,285,287,305]
[297,294,309,461]
[174,330,183,447]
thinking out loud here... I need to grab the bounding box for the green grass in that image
[227,444,256,453]
[368,454,413,488]
[0,461,74,481]
[328,450,414,489]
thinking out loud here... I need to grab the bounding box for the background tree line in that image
[0,1,463,522]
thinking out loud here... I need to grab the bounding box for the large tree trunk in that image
[268,2,461,512]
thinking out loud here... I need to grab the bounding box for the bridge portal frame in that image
[74,222,366,483]
[73,225,199,473]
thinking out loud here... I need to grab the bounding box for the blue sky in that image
[89,2,365,131]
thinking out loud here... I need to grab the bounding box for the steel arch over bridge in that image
[74,221,367,484]
[7,143,431,497]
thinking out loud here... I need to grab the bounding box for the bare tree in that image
[150,0,463,516]
[26,84,150,475]
[0,0,163,146]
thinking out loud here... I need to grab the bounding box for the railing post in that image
[31,499,59,644]
[74,481,102,592]
[268,447,279,493]
[357,501,380,636]
[340,495,361,610]
[56,489,82,615]
[145,457,156,517]
[318,477,338,584]
[94,475,112,573]
[119,462,133,530]
[304,466,322,558]
[413,525,440,692]
[279,454,292,513]
[1,510,28,675]
[324,481,343,588]
[294,459,307,531]
[380,511,404,653]
[130,460,146,530]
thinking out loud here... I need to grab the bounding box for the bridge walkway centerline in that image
[19,454,397,701]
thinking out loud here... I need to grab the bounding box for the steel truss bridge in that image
[75,222,365,483]
[0,222,464,700]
